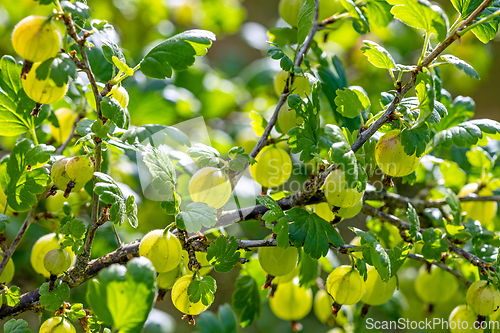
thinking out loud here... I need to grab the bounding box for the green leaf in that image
[6,139,54,212]
[39,280,70,311]
[334,87,370,118]
[187,143,221,167]
[287,207,344,259]
[298,0,315,45]
[60,219,86,254]
[232,276,261,328]
[228,147,252,171]
[94,172,138,227]
[250,111,268,137]
[102,38,125,65]
[450,0,482,17]
[388,0,448,41]
[433,94,475,132]
[401,125,430,157]
[188,276,217,306]
[298,252,318,288]
[35,55,77,87]
[361,40,396,69]
[60,1,90,20]
[101,96,129,129]
[141,144,176,198]
[365,0,394,28]
[140,30,216,79]
[433,119,500,148]
[415,70,435,125]
[440,55,479,79]
[207,236,240,273]
[341,0,370,33]
[407,203,421,240]
[4,286,21,307]
[439,160,467,190]
[4,319,31,333]
[194,304,238,333]
[0,56,37,136]
[421,228,449,261]
[471,2,500,43]
[0,214,10,233]
[176,202,217,233]
[387,244,412,276]
[353,228,391,281]
[87,258,157,333]
[257,195,289,247]
[288,107,321,162]
[66,303,87,322]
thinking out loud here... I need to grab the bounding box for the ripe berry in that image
[323,168,364,208]
[326,265,365,305]
[171,275,211,315]
[43,248,72,275]
[22,62,68,105]
[466,280,500,317]
[361,265,397,306]
[0,250,15,285]
[31,233,75,278]
[414,265,458,304]
[65,155,95,191]
[39,316,76,333]
[250,145,292,188]
[12,16,61,63]
[274,70,311,97]
[448,305,480,333]
[157,265,180,290]
[258,246,298,277]
[182,250,212,276]
[269,281,313,321]
[375,130,420,177]
[189,167,232,209]
[139,229,182,273]
[50,108,77,144]
[86,85,130,110]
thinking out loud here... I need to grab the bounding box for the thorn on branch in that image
[263,274,275,290]
[31,103,43,117]
[361,303,371,318]
[45,185,58,199]
[156,289,167,303]
[63,181,75,198]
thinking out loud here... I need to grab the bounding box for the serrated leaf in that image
[365,0,394,28]
[433,119,500,148]
[141,144,176,198]
[6,139,53,211]
[35,55,77,87]
[122,124,191,147]
[334,87,370,118]
[140,30,216,79]
[188,276,217,306]
[415,70,435,125]
[407,203,421,239]
[60,1,90,20]
[421,228,448,260]
[287,208,344,259]
[66,303,87,322]
[401,125,430,157]
[87,258,157,333]
[325,125,361,188]
[341,0,370,33]
[4,286,21,307]
[94,173,131,226]
[101,96,129,129]
[288,113,320,163]
[440,55,479,79]
[39,280,70,311]
[471,1,500,43]
[4,319,31,333]
[353,228,391,280]
[125,195,138,228]
[388,0,448,41]
[207,236,240,273]
[232,276,261,328]
[257,195,289,247]
[361,40,396,69]
[298,0,315,44]
[0,214,10,233]
[176,202,217,233]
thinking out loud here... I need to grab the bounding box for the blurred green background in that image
[0,0,499,332]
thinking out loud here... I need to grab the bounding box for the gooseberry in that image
[274,70,311,97]
[0,250,15,285]
[250,145,292,188]
[43,248,72,275]
[22,62,68,105]
[31,233,75,278]
[269,281,313,321]
[375,130,420,177]
[313,202,335,221]
[414,265,458,304]
[277,104,302,134]
[466,280,500,317]
[258,245,298,277]
[139,229,182,273]
[337,200,363,219]
[273,265,300,284]
[448,305,481,333]
[326,265,365,305]
[12,16,61,63]
[314,289,335,326]
[361,265,397,306]
[171,275,211,315]
[188,167,232,209]
[86,85,129,110]
[459,183,498,225]
[39,316,76,333]
[323,168,364,208]
[65,155,95,191]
